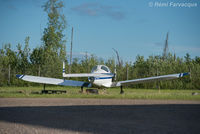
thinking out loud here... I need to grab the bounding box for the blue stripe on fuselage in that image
[94,77,113,80]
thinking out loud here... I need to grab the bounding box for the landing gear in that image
[80,86,83,93]
[41,84,46,94]
[41,84,66,94]
[86,89,98,94]
[80,87,99,94]
[120,86,124,94]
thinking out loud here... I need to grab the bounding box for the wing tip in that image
[180,72,190,77]
[184,72,190,77]
[16,74,24,79]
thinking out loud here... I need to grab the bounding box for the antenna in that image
[112,48,121,67]
[69,27,73,74]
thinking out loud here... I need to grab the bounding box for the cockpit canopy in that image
[91,65,111,73]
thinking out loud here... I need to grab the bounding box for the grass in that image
[0,86,200,100]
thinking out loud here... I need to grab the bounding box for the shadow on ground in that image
[0,104,200,134]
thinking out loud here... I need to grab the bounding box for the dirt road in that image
[0,98,200,134]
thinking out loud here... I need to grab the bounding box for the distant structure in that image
[163,32,169,59]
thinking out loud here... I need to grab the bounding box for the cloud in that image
[136,18,148,24]
[31,0,43,8]
[1,0,18,11]
[154,42,163,47]
[71,3,125,20]
[67,52,91,57]
[172,45,200,53]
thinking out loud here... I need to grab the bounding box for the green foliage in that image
[0,44,17,86]
[42,0,66,54]
[41,0,67,78]
[0,41,200,89]
[16,37,30,74]
[30,47,44,76]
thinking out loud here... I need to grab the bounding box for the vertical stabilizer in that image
[63,61,66,77]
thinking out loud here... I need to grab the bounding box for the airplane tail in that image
[63,61,66,77]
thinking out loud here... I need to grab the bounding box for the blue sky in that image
[0,0,199,62]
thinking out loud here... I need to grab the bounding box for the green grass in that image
[0,86,200,100]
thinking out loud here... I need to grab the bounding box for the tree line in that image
[1,41,200,90]
[0,0,199,89]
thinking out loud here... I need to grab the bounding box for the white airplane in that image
[16,62,189,93]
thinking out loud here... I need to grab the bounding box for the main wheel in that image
[86,89,98,94]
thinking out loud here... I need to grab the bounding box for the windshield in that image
[101,66,110,72]
[91,66,98,72]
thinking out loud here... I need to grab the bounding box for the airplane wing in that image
[114,73,189,87]
[16,75,91,87]
[63,73,113,77]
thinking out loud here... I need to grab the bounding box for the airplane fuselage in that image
[88,65,114,88]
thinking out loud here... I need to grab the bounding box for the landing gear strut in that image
[44,84,46,90]
[41,84,46,94]
[80,86,83,93]
[120,86,124,94]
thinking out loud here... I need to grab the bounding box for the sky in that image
[0,0,200,62]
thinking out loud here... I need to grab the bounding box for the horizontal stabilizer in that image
[63,73,113,78]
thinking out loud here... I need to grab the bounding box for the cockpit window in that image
[101,66,109,72]
[91,66,98,72]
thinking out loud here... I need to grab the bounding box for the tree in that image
[30,47,44,76]
[42,0,66,55]
[17,37,30,74]
[0,44,17,85]
[195,56,200,64]
[41,0,67,77]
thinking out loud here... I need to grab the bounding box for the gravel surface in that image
[0,98,200,134]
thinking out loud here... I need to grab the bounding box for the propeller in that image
[114,60,117,81]
[112,48,121,67]
[112,48,121,82]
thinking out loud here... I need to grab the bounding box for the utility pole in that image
[126,65,129,80]
[155,58,160,93]
[157,67,160,93]
[8,64,10,85]
[85,51,89,73]
[69,27,73,74]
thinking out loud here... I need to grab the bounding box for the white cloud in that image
[71,2,125,20]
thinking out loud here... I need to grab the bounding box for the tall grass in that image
[0,86,200,100]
